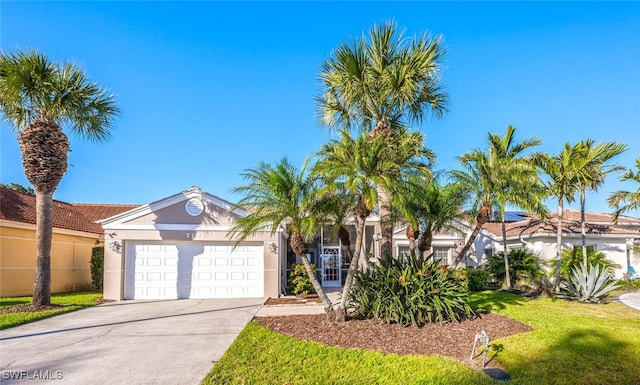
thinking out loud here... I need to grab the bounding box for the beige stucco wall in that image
[0,222,100,297]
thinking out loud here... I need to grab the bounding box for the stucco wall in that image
[0,223,100,297]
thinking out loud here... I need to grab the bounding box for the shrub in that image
[90,246,104,290]
[487,248,545,289]
[562,263,620,303]
[557,248,621,279]
[349,254,472,326]
[455,268,491,292]
[288,263,316,296]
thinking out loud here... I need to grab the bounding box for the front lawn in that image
[204,291,640,385]
[0,291,104,330]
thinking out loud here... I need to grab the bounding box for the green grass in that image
[204,291,640,385]
[0,291,103,330]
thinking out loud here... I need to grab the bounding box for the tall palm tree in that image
[228,158,335,316]
[608,157,640,222]
[574,139,627,264]
[314,128,433,321]
[451,126,546,289]
[0,51,118,306]
[316,21,448,258]
[534,143,585,288]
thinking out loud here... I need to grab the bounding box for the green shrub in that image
[455,267,491,292]
[556,248,621,279]
[349,254,472,326]
[562,263,620,303]
[90,246,104,290]
[487,248,545,289]
[288,263,316,296]
[617,279,640,292]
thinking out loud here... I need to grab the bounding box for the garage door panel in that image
[126,242,264,299]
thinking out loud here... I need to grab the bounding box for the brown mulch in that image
[255,311,532,367]
[264,294,323,305]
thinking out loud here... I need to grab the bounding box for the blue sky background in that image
[2,1,639,216]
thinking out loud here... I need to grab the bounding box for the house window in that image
[433,247,449,266]
[398,246,412,258]
[484,248,493,259]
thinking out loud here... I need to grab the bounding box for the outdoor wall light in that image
[268,242,278,254]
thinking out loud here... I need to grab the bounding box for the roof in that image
[482,209,640,239]
[0,186,139,234]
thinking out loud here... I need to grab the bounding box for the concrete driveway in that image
[0,299,262,385]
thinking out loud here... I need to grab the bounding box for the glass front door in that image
[321,246,341,287]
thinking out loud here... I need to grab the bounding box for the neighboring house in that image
[473,210,640,279]
[0,186,137,296]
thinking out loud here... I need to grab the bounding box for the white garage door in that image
[125,242,264,299]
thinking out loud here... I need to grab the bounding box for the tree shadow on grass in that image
[468,290,530,313]
[505,328,640,385]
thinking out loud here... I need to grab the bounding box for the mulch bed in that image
[255,310,533,367]
[264,294,323,305]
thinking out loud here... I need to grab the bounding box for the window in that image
[398,246,412,258]
[433,247,449,266]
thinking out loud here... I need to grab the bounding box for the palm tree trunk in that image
[298,252,334,318]
[580,189,588,266]
[406,225,417,256]
[555,200,564,291]
[502,219,511,290]
[378,186,393,258]
[33,190,53,306]
[417,228,433,260]
[453,222,483,267]
[336,215,367,322]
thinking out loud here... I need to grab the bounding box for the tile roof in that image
[482,209,640,238]
[0,186,139,234]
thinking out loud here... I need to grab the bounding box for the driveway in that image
[618,290,640,311]
[0,299,262,385]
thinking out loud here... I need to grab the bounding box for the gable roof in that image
[98,186,243,228]
[482,209,640,239]
[0,186,138,234]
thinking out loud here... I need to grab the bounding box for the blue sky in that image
[2,1,639,216]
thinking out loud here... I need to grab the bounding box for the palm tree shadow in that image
[469,291,529,312]
[505,328,640,384]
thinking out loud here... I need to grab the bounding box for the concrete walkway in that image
[618,290,640,311]
[0,299,262,385]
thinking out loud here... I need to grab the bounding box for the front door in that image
[321,246,341,287]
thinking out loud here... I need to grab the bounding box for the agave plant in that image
[563,263,620,303]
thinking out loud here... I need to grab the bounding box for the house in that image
[99,186,472,301]
[473,210,640,279]
[0,186,137,296]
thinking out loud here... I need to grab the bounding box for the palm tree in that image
[228,158,335,316]
[314,128,433,321]
[608,157,640,222]
[534,143,585,288]
[316,21,448,258]
[573,140,627,264]
[397,176,466,258]
[0,51,118,306]
[451,126,546,289]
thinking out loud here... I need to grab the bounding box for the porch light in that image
[268,242,278,254]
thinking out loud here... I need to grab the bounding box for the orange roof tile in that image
[482,209,640,238]
[0,186,139,234]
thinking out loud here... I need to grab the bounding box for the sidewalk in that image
[618,290,640,311]
[255,289,341,317]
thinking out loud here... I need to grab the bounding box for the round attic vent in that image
[185,198,204,216]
